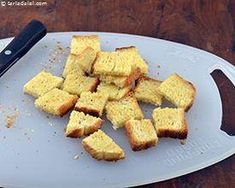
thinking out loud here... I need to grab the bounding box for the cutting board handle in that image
[0,20,47,77]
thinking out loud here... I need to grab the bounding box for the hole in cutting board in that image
[211,69,235,136]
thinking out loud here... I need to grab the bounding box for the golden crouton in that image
[116,46,148,74]
[62,74,99,96]
[23,71,63,98]
[152,107,188,139]
[92,51,135,76]
[98,67,141,88]
[125,119,158,151]
[65,111,103,138]
[158,74,196,111]
[62,54,85,78]
[105,93,144,129]
[75,91,109,117]
[97,82,131,100]
[134,76,163,106]
[70,35,100,55]
[82,130,125,161]
[35,88,78,116]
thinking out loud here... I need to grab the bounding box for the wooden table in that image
[0,0,234,187]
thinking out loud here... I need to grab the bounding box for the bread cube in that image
[134,76,163,106]
[35,88,78,116]
[92,51,135,76]
[158,74,196,111]
[75,91,109,117]
[62,74,99,96]
[125,119,158,151]
[97,82,131,100]
[82,130,125,161]
[116,46,148,74]
[62,54,85,78]
[65,111,103,138]
[70,35,100,55]
[105,93,144,129]
[24,71,63,98]
[152,107,188,139]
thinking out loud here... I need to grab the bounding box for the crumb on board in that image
[180,139,187,145]
[73,154,79,160]
[5,112,18,128]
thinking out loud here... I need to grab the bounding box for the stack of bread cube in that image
[23,35,196,161]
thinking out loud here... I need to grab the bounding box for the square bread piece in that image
[82,130,125,161]
[35,88,78,116]
[134,76,163,106]
[105,93,144,129]
[116,46,148,74]
[75,91,109,117]
[158,74,196,111]
[70,35,100,55]
[62,53,85,78]
[97,82,131,100]
[125,119,158,151]
[98,67,141,88]
[92,51,135,76]
[152,107,188,139]
[62,74,99,96]
[24,71,63,98]
[65,111,103,138]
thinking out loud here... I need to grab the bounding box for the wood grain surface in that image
[0,0,234,187]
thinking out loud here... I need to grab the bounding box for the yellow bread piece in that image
[134,76,163,106]
[82,130,125,161]
[125,119,158,151]
[75,91,109,117]
[62,74,99,96]
[35,88,78,116]
[105,93,144,129]
[152,107,188,139]
[92,51,135,76]
[65,111,103,138]
[98,67,141,88]
[24,71,63,98]
[158,74,196,111]
[70,35,100,55]
[97,82,131,100]
[116,46,148,74]
[62,54,85,78]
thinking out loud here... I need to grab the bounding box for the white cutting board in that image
[0,32,234,188]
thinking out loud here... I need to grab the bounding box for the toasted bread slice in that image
[97,82,131,100]
[65,111,103,138]
[82,130,125,161]
[35,88,78,116]
[158,74,196,111]
[98,67,141,88]
[62,74,99,96]
[105,93,144,129]
[70,35,100,55]
[75,91,109,117]
[134,76,163,106]
[125,119,158,151]
[92,51,135,76]
[152,107,188,139]
[62,54,85,78]
[116,46,148,74]
[23,71,63,98]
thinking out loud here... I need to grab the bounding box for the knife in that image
[0,19,47,77]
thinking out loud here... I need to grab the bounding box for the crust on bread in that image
[74,106,100,117]
[58,95,78,117]
[184,81,196,112]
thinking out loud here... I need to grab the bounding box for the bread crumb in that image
[5,113,18,128]
[180,140,187,145]
[73,154,79,160]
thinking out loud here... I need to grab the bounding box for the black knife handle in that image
[0,19,47,77]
